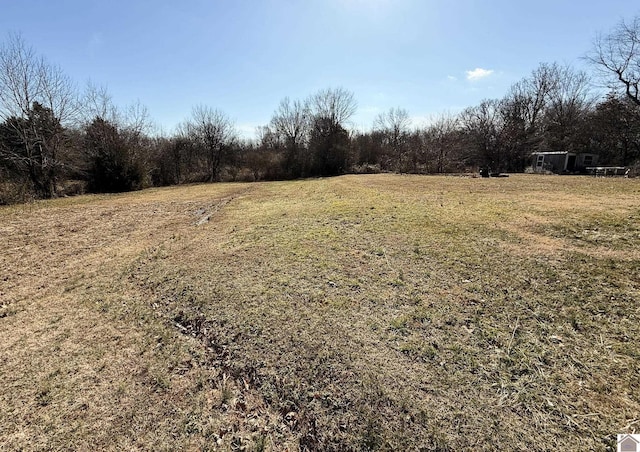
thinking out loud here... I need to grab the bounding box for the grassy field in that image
[1,174,640,451]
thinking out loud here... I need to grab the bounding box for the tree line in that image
[1,15,640,203]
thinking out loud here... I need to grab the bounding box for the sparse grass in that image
[1,174,640,450]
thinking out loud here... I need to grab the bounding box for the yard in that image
[1,174,639,451]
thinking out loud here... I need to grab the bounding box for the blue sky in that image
[1,0,638,136]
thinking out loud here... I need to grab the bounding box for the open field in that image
[1,174,640,451]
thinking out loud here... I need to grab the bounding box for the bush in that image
[0,180,33,205]
[350,163,382,174]
[58,180,88,197]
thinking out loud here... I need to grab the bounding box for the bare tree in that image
[80,83,154,190]
[252,125,281,179]
[589,93,640,165]
[0,34,78,197]
[186,105,236,182]
[271,97,310,142]
[123,100,151,138]
[82,82,119,124]
[307,88,357,176]
[82,83,150,137]
[270,97,310,177]
[160,122,202,184]
[500,65,556,165]
[374,107,411,170]
[255,124,279,150]
[0,34,78,125]
[506,63,560,136]
[542,64,594,153]
[422,113,461,173]
[309,87,356,128]
[588,15,640,106]
[460,99,504,169]
[497,63,594,169]
[374,107,411,134]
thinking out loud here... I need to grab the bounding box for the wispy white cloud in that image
[447,75,457,81]
[466,68,494,81]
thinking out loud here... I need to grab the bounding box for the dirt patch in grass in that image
[2,175,640,450]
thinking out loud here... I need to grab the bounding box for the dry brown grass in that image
[1,174,640,450]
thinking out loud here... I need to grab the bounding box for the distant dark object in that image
[531,151,599,174]
[586,166,629,177]
[479,168,508,178]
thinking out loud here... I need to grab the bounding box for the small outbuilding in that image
[531,151,599,174]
